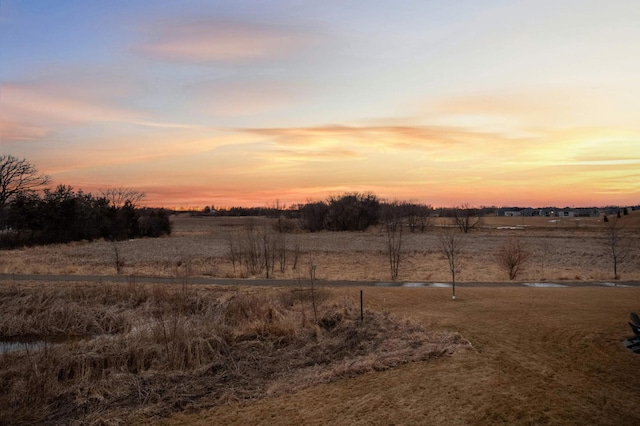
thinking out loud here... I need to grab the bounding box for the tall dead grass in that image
[0,281,470,425]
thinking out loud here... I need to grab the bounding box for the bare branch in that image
[496,238,530,280]
[452,203,481,233]
[0,155,50,209]
[101,187,146,208]
[386,216,403,280]
[439,227,465,299]
[602,215,629,280]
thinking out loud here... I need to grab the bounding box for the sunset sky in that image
[1,1,639,209]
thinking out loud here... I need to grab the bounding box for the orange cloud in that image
[21,115,640,209]
[242,124,526,154]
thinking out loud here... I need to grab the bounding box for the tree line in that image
[0,155,171,249]
[206,193,437,233]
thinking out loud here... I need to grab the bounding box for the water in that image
[0,339,46,354]
[0,335,88,354]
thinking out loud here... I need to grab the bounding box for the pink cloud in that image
[132,19,312,64]
[1,83,141,128]
[0,119,49,142]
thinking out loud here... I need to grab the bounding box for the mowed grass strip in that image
[167,286,640,425]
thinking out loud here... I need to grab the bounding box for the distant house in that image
[496,207,600,218]
[495,208,534,217]
[555,208,600,218]
[603,207,636,216]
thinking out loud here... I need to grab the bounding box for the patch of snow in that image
[429,283,452,288]
[523,282,568,288]
[402,282,427,287]
[598,282,630,287]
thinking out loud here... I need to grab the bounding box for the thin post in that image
[310,263,318,323]
[360,289,364,322]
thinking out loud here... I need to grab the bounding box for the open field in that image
[1,280,639,424]
[1,214,639,424]
[0,212,638,283]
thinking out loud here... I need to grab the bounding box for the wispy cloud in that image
[243,124,515,149]
[129,120,205,130]
[240,124,534,167]
[181,79,306,117]
[418,86,640,132]
[0,77,210,147]
[1,83,141,127]
[0,119,49,142]
[132,19,313,64]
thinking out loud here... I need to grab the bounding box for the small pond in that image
[0,341,45,353]
[0,335,89,354]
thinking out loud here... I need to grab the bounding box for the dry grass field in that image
[0,281,469,424]
[1,212,639,424]
[2,281,640,425]
[1,211,639,283]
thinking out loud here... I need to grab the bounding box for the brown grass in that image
[0,212,638,282]
[0,213,639,424]
[0,281,468,425]
[168,285,640,425]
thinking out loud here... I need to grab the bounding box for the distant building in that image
[495,207,600,218]
[555,208,600,218]
[495,208,534,217]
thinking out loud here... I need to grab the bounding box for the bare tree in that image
[0,155,50,211]
[239,223,264,276]
[496,238,530,280]
[439,228,465,299]
[291,235,301,270]
[101,187,146,208]
[275,231,288,273]
[228,222,292,279]
[112,241,125,274]
[261,226,276,278]
[309,258,318,324]
[406,203,432,233]
[602,216,629,280]
[453,203,481,233]
[386,218,403,280]
[226,234,239,273]
[539,239,550,281]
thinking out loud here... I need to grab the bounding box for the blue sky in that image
[1,0,639,208]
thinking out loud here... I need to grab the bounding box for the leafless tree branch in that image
[101,187,146,208]
[0,155,50,209]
